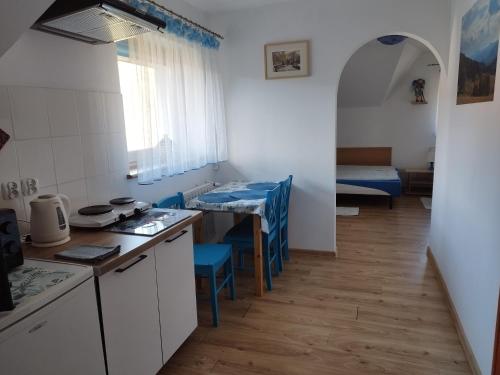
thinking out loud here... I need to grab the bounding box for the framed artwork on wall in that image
[457,0,500,105]
[265,40,310,80]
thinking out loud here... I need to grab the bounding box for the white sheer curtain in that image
[118,32,227,184]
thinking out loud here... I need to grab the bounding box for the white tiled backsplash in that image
[0,86,130,231]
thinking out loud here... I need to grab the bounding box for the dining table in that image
[185,181,280,297]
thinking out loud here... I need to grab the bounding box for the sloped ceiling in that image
[338,39,428,108]
[0,0,54,59]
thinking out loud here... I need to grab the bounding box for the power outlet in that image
[1,182,20,200]
[21,178,39,196]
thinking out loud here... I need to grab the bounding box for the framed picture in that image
[265,40,310,80]
[457,0,499,105]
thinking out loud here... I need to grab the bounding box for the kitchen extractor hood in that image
[32,0,166,44]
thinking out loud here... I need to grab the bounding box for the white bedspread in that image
[337,165,399,181]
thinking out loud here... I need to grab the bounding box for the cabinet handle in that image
[165,230,188,243]
[28,320,48,334]
[115,254,148,273]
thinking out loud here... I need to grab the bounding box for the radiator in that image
[182,181,219,242]
[182,181,219,203]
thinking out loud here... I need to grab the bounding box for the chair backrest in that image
[153,192,186,209]
[279,175,293,223]
[265,184,282,234]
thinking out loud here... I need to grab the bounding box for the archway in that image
[334,33,447,251]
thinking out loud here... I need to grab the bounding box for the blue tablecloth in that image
[185,181,279,233]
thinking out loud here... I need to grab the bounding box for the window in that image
[116,33,227,184]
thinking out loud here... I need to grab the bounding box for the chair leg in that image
[283,226,290,261]
[228,255,236,301]
[208,268,219,327]
[276,240,284,273]
[263,247,273,291]
[237,246,245,269]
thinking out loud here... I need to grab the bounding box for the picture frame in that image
[265,40,310,80]
[457,0,499,105]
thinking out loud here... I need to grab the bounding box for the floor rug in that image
[336,207,360,216]
[420,197,432,210]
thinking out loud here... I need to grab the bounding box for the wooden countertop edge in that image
[23,211,203,277]
[93,211,203,276]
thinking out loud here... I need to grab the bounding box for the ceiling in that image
[182,0,294,13]
[338,38,434,108]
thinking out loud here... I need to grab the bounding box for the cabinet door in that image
[98,247,163,375]
[155,225,198,363]
[0,279,105,375]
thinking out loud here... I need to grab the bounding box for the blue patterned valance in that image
[121,0,220,49]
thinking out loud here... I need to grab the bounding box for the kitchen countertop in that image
[22,210,202,277]
[0,259,93,332]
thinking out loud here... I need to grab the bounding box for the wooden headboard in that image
[337,147,392,166]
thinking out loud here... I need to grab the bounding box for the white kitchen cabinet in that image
[155,225,198,363]
[0,278,105,375]
[98,247,163,375]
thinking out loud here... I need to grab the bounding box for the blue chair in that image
[226,176,293,270]
[153,192,185,209]
[279,176,293,261]
[193,243,235,327]
[223,184,282,291]
[154,193,236,327]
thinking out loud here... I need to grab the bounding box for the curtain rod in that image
[145,0,224,40]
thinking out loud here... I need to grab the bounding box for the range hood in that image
[32,0,166,44]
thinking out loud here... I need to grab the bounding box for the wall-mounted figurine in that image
[412,79,427,104]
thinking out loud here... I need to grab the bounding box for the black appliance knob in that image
[134,208,142,216]
[119,214,127,222]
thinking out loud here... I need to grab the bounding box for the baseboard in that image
[289,248,337,256]
[427,247,482,375]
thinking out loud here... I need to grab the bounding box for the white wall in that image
[338,51,440,169]
[337,40,405,108]
[430,0,500,373]
[0,0,216,230]
[210,0,451,252]
[0,0,54,59]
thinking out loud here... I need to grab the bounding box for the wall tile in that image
[107,132,129,174]
[82,134,108,177]
[76,91,107,135]
[85,175,111,205]
[58,179,88,215]
[52,136,84,184]
[0,138,20,183]
[47,89,79,137]
[109,172,131,198]
[9,87,50,140]
[105,93,126,133]
[0,88,13,134]
[17,138,56,188]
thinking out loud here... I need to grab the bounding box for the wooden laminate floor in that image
[160,196,471,375]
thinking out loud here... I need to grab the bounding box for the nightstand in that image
[406,169,434,196]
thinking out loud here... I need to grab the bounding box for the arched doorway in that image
[334,33,447,250]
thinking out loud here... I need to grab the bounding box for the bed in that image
[336,147,401,209]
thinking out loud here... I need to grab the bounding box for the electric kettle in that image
[30,194,71,247]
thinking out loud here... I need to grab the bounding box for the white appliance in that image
[30,194,71,248]
[69,199,151,228]
[0,259,105,374]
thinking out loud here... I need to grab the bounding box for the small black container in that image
[0,208,23,311]
[0,247,14,311]
[0,209,23,271]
